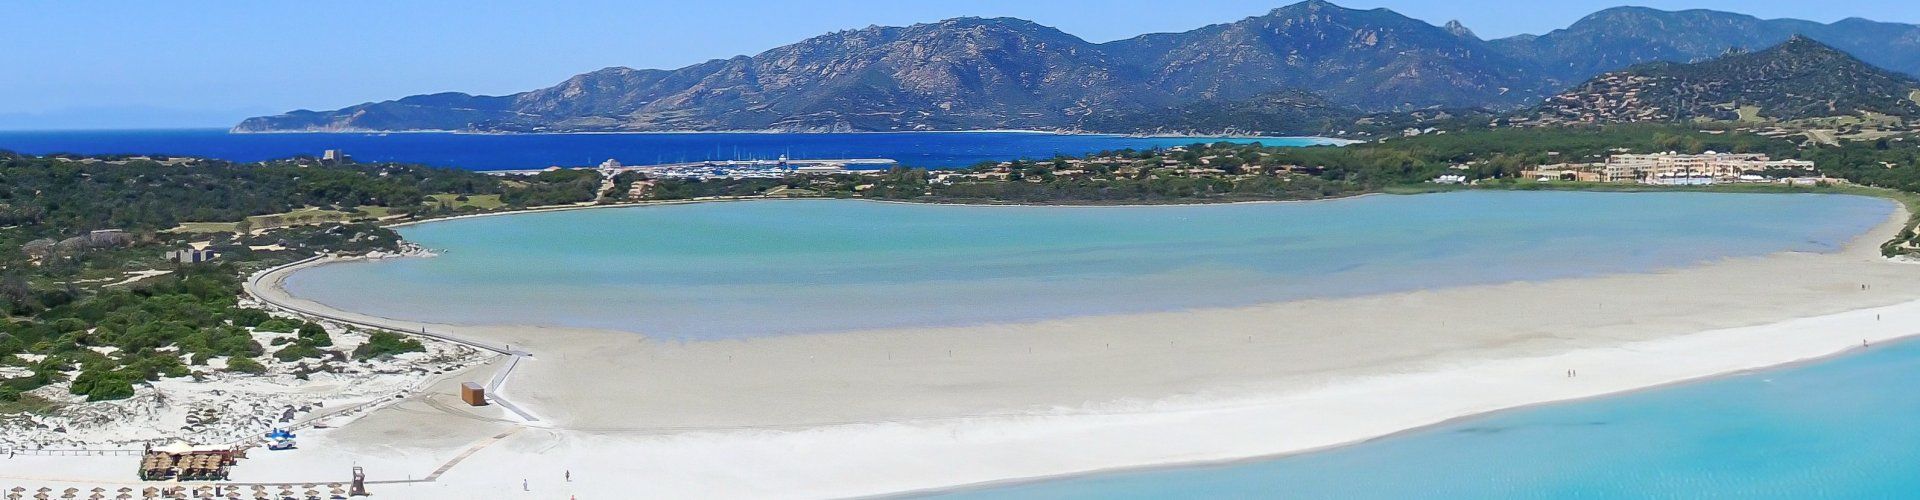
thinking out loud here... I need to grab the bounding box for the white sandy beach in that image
[8,200,1920,498]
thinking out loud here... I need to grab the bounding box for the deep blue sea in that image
[281,192,1891,340]
[931,336,1920,499]
[0,129,1329,170]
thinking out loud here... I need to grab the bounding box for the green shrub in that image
[296,323,333,347]
[228,308,272,328]
[254,318,302,333]
[273,343,323,362]
[69,370,135,401]
[226,356,266,375]
[353,331,425,360]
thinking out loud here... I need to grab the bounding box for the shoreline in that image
[382,184,1891,232]
[216,128,1343,142]
[385,192,1404,234]
[201,193,1920,497]
[896,311,1920,498]
[881,199,1920,496]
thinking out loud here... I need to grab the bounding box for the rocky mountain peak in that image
[1443,20,1477,39]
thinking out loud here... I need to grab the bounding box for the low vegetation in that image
[8,121,1920,404]
[353,331,425,359]
[0,151,618,404]
[2,266,266,401]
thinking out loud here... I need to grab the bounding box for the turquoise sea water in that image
[0,129,1325,170]
[280,191,1893,340]
[930,336,1920,499]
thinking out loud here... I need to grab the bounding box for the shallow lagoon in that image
[281,191,1893,340]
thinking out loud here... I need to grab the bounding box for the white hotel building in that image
[1599,152,1816,184]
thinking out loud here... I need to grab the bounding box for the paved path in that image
[244,256,539,422]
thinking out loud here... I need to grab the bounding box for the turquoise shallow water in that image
[928,337,1920,499]
[281,191,1892,340]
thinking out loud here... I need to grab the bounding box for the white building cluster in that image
[1600,152,1816,185]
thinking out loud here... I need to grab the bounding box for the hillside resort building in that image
[1524,152,1819,185]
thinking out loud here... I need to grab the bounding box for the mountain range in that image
[234,1,1920,135]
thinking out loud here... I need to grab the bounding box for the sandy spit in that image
[125,198,1920,498]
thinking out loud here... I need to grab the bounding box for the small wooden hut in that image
[460,382,486,406]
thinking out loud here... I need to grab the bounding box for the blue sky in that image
[3,0,1916,130]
